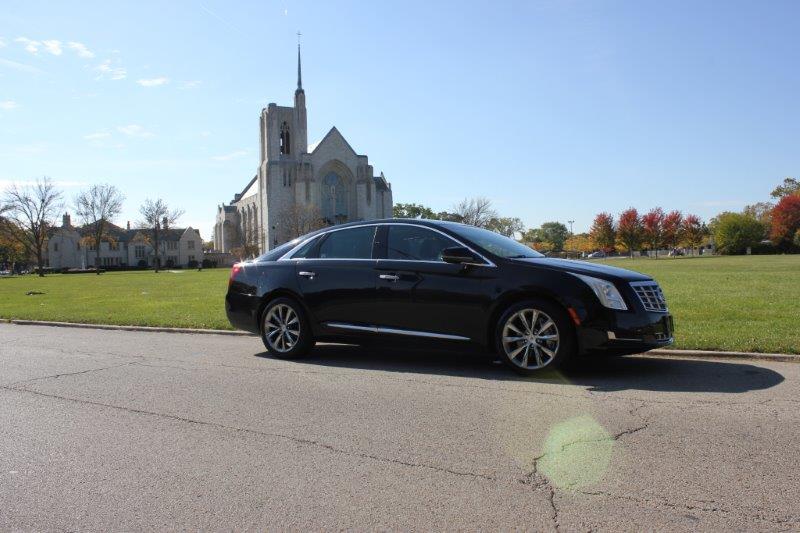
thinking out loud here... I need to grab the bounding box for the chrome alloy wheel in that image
[501,308,560,370]
[264,303,301,353]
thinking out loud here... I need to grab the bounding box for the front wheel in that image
[260,297,314,358]
[495,299,576,375]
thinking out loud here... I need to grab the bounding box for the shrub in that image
[711,212,765,254]
[187,260,199,268]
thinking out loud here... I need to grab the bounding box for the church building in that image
[214,45,393,254]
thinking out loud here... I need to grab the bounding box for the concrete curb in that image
[2,319,798,362]
[647,348,799,363]
[2,319,254,336]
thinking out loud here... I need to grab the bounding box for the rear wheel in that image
[495,299,575,375]
[260,297,314,358]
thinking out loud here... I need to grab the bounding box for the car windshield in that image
[256,232,315,261]
[447,224,543,259]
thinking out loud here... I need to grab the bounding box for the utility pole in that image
[567,220,575,235]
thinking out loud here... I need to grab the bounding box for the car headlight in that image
[572,273,628,310]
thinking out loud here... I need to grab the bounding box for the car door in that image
[294,225,381,328]
[373,224,496,341]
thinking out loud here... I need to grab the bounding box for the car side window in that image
[291,237,318,259]
[318,226,377,259]
[387,225,458,262]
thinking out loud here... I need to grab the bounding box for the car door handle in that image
[379,274,399,282]
[299,271,316,279]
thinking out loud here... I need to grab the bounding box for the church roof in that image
[309,126,360,157]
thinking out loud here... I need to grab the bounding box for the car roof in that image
[329,218,467,230]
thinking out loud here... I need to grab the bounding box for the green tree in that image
[487,216,525,238]
[710,212,765,255]
[393,203,437,219]
[770,177,800,199]
[538,221,569,251]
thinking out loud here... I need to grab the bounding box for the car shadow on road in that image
[255,344,785,394]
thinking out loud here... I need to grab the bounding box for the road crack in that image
[1,385,496,482]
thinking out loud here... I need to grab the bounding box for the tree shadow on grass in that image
[255,343,785,395]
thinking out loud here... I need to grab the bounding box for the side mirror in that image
[442,246,481,265]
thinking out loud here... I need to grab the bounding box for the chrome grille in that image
[630,281,668,312]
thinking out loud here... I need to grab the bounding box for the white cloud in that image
[0,37,6,48]
[84,131,111,140]
[137,77,169,87]
[117,124,154,138]
[0,100,17,110]
[67,41,94,58]
[95,59,126,80]
[42,39,62,55]
[212,150,248,161]
[181,80,201,89]
[200,130,211,137]
[15,36,40,54]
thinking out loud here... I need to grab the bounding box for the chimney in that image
[126,221,131,230]
[62,213,71,227]
[162,216,168,229]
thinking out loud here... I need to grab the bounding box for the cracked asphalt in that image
[1,323,799,531]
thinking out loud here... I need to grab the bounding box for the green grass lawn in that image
[0,268,233,330]
[597,255,800,354]
[1,255,798,353]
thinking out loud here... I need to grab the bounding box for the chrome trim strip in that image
[326,322,471,341]
[278,222,496,267]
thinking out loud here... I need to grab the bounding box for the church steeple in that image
[296,34,303,94]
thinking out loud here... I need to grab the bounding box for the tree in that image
[138,198,184,273]
[233,219,261,260]
[681,214,706,255]
[284,203,325,241]
[662,210,683,250]
[487,217,525,238]
[453,197,496,228]
[537,222,569,251]
[563,233,594,254]
[616,208,643,257]
[589,213,616,251]
[743,202,774,238]
[770,177,800,199]
[393,203,437,219]
[74,184,125,274]
[770,194,800,249]
[1,177,63,276]
[0,218,26,272]
[642,207,665,258]
[710,212,765,254]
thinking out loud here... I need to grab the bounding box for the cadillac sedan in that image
[226,219,673,375]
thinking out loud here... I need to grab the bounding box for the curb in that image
[2,319,254,337]
[646,348,799,363]
[2,319,798,363]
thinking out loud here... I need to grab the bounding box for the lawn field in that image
[1,255,798,353]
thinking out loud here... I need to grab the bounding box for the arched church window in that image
[322,172,348,224]
[280,122,291,155]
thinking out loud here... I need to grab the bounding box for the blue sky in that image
[1,0,798,239]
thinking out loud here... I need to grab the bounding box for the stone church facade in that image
[214,46,393,254]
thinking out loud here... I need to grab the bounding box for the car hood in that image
[512,258,652,282]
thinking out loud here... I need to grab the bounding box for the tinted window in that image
[318,226,376,259]
[447,224,543,259]
[387,225,458,262]
[291,237,318,259]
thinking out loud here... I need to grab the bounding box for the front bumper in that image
[578,311,674,356]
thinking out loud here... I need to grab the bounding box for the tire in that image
[495,299,576,375]
[260,297,315,359]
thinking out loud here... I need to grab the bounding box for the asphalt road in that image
[1,324,798,531]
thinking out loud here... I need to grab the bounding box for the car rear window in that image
[318,226,376,259]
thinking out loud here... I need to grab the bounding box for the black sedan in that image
[226,219,673,375]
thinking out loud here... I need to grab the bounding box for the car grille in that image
[630,282,668,312]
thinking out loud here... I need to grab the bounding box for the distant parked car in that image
[0,270,11,276]
[226,219,674,375]
[587,251,606,259]
[668,248,684,257]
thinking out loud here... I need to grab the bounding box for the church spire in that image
[296,32,303,92]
